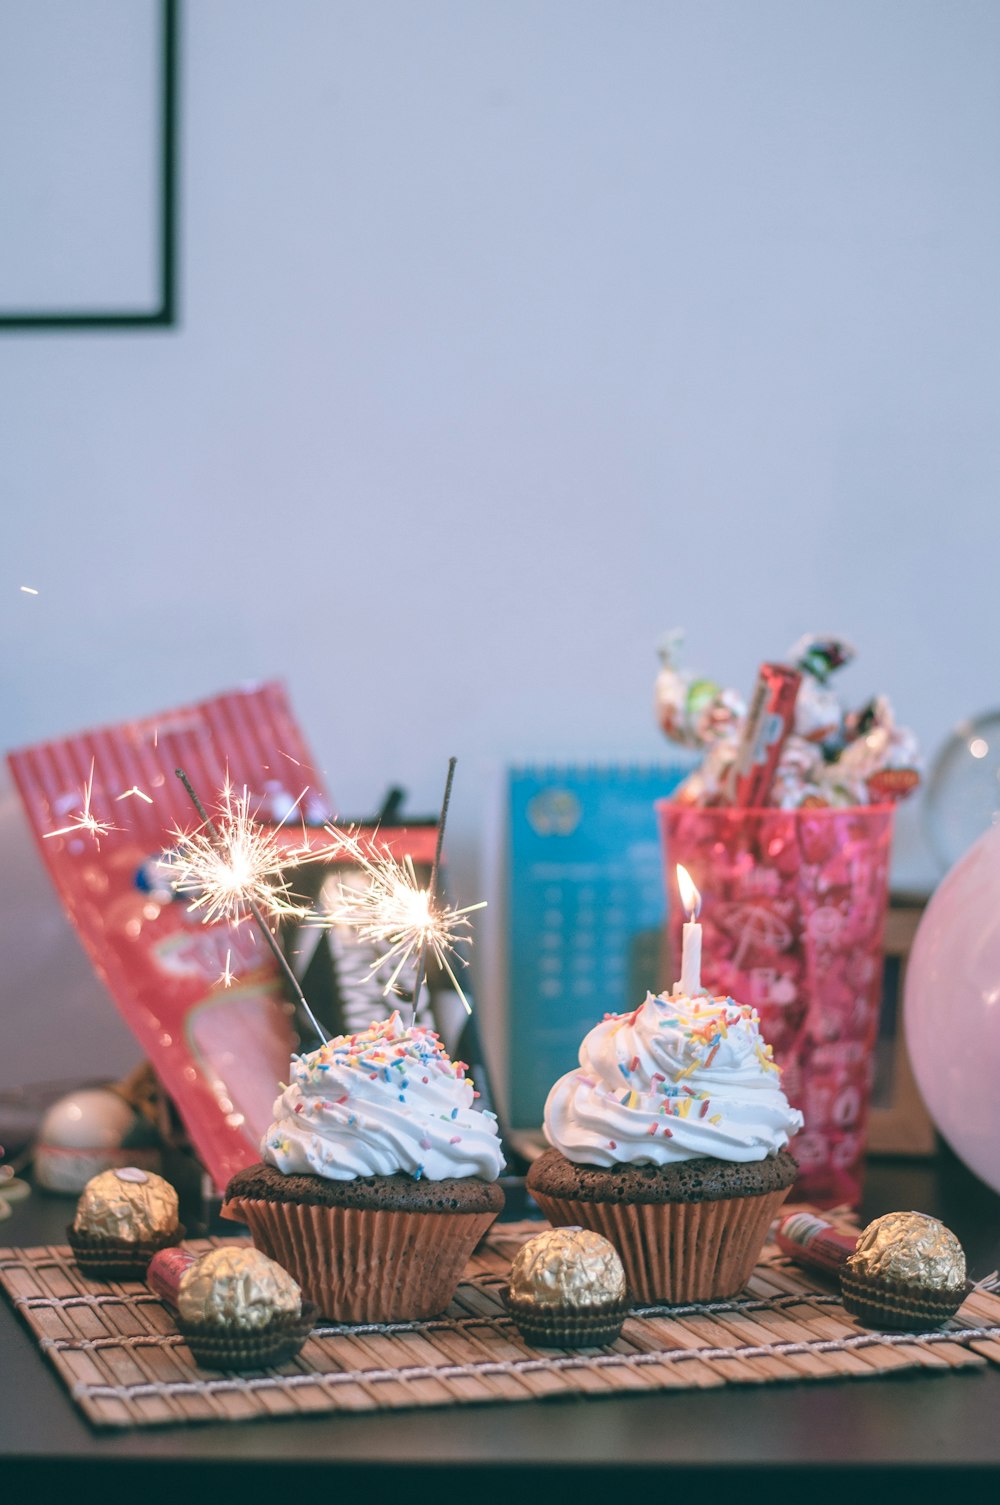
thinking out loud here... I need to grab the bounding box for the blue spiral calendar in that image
[505,764,688,1131]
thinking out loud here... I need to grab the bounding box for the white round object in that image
[34,1088,151,1194]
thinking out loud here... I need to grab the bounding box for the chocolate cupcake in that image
[527,990,803,1303]
[505,1227,627,1348]
[841,1211,970,1330]
[68,1167,182,1278]
[222,1013,505,1322]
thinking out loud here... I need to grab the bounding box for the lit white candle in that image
[674,864,703,996]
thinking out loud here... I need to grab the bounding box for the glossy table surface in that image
[3,1149,1000,1502]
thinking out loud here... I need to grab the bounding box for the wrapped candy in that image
[148,1243,314,1369]
[790,635,856,683]
[67,1167,183,1277]
[177,1246,302,1331]
[673,738,738,807]
[789,635,854,748]
[726,663,802,808]
[770,736,827,810]
[655,633,920,812]
[654,630,744,752]
[72,1167,178,1243]
[833,695,922,804]
[505,1227,627,1348]
[774,1210,858,1275]
[848,1211,965,1289]
[841,1211,969,1330]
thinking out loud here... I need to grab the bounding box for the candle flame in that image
[676,864,701,920]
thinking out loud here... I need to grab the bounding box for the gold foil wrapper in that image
[72,1167,179,1244]
[177,1246,302,1331]
[509,1227,626,1309]
[847,1210,966,1291]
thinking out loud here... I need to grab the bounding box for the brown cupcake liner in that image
[504,1291,627,1349]
[66,1223,184,1280]
[840,1269,971,1331]
[529,1185,791,1304]
[223,1197,499,1321]
[179,1300,319,1371]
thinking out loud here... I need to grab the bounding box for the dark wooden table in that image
[3,1149,1000,1504]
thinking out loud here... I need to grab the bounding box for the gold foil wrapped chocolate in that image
[847,1211,966,1292]
[73,1167,179,1244]
[177,1246,302,1332]
[509,1227,626,1309]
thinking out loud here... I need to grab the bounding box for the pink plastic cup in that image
[657,800,895,1208]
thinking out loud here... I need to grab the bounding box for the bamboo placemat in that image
[4,1210,1000,1430]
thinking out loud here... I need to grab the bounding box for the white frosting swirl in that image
[262,1012,505,1182]
[544,992,803,1167]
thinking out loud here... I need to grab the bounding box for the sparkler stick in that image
[174,768,328,1044]
[410,755,456,1025]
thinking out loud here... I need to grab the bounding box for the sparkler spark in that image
[166,761,479,1034]
[173,768,329,1045]
[219,949,235,988]
[43,760,117,846]
[168,779,311,926]
[312,824,485,1014]
[116,785,154,804]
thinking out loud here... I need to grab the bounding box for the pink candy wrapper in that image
[8,684,331,1192]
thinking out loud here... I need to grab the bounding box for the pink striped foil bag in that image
[8,683,332,1191]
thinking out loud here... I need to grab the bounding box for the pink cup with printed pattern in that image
[658,801,895,1208]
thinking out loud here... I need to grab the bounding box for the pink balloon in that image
[904,820,1000,1194]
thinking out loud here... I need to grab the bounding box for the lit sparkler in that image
[315,758,484,1016]
[173,769,328,1044]
[42,760,117,846]
[168,777,310,927]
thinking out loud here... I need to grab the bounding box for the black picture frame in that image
[0,0,179,332]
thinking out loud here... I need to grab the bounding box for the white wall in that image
[3,1,1000,1091]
